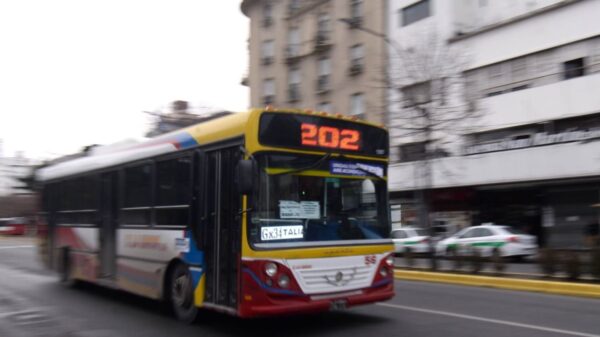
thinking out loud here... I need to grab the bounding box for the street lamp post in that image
[338,18,439,271]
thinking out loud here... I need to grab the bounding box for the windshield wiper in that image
[270,153,332,176]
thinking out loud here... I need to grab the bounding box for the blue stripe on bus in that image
[183,230,204,289]
[174,132,198,149]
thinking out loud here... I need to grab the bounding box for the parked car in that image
[0,217,27,236]
[435,224,538,259]
[391,227,431,255]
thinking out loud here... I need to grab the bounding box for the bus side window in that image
[121,163,152,226]
[155,155,192,227]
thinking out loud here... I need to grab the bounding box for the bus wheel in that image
[169,263,198,323]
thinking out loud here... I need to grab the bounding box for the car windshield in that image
[414,229,428,236]
[502,227,527,235]
[249,153,390,248]
[391,231,405,239]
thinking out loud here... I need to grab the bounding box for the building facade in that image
[387,0,600,247]
[241,0,388,124]
[0,150,39,196]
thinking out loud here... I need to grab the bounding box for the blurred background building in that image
[0,142,40,219]
[145,100,232,137]
[241,0,388,124]
[388,0,600,248]
[241,0,600,248]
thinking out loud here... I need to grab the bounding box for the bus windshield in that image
[249,153,390,248]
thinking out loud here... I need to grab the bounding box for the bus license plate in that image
[330,299,347,311]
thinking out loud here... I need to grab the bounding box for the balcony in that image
[347,16,362,29]
[314,33,332,53]
[262,16,273,28]
[261,56,274,66]
[285,45,302,64]
[348,61,363,76]
[478,73,600,131]
[389,139,600,192]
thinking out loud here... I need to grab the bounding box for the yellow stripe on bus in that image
[194,274,206,307]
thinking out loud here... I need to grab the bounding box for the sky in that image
[0,0,249,160]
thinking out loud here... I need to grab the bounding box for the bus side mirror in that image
[237,159,256,195]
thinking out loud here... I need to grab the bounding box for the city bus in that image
[37,107,394,321]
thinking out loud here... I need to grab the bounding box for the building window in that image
[401,0,430,27]
[317,102,331,113]
[350,93,364,117]
[511,58,527,79]
[564,58,585,80]
[261,40,274,65]
[263,79,275,105]
[349,44,363,75]
[317,58,330,92]
[288,0,301,14]
[398,142,426,162]
[263,2,273,27]
[286,28,301,58]
[288,68,301,102]
[487,63,503,80]
[401,81,431,107]
[317,13,330,36]
[351,0,362,18]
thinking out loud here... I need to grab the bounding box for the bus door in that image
[200,147,241,310]
[99,172,118,278]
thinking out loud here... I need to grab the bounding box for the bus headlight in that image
[264,262,278,277]
[379,267,389,277]
[385,256,394,267]
[278,274,290,288]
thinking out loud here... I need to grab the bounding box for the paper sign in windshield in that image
[261,225,304,241]
[279,200,320,219]
[330,161,384,177]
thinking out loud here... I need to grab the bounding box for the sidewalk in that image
[394,256,600,299]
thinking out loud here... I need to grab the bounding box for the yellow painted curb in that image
[394,269,600,299]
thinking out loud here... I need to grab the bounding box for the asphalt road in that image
[1,236,599,337]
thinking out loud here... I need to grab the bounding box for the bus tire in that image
[168,263,198,323]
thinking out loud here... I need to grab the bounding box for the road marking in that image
[0,245,34,250]
[376,302,600,337]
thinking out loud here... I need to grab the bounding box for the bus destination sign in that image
[259,112,388,157]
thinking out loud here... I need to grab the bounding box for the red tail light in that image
[372,254,394,286]
[421,238,430,244]
[507,236,519,243]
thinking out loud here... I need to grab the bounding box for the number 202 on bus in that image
[301,123,361,150]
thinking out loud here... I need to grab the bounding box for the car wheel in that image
[169,263,198,323]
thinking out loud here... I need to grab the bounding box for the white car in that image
[391,228,431,255]
[436,224,538,259]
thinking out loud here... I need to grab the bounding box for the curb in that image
[394,269,600,299]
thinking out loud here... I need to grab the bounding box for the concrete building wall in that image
[242,0,387,124]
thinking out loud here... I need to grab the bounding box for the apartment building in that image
[240,0,387,124]
[387,0,600,247]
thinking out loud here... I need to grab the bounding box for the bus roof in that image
[37,110,253,182]
[37,108,387,182]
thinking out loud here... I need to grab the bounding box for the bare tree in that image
[386,31,480,269]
